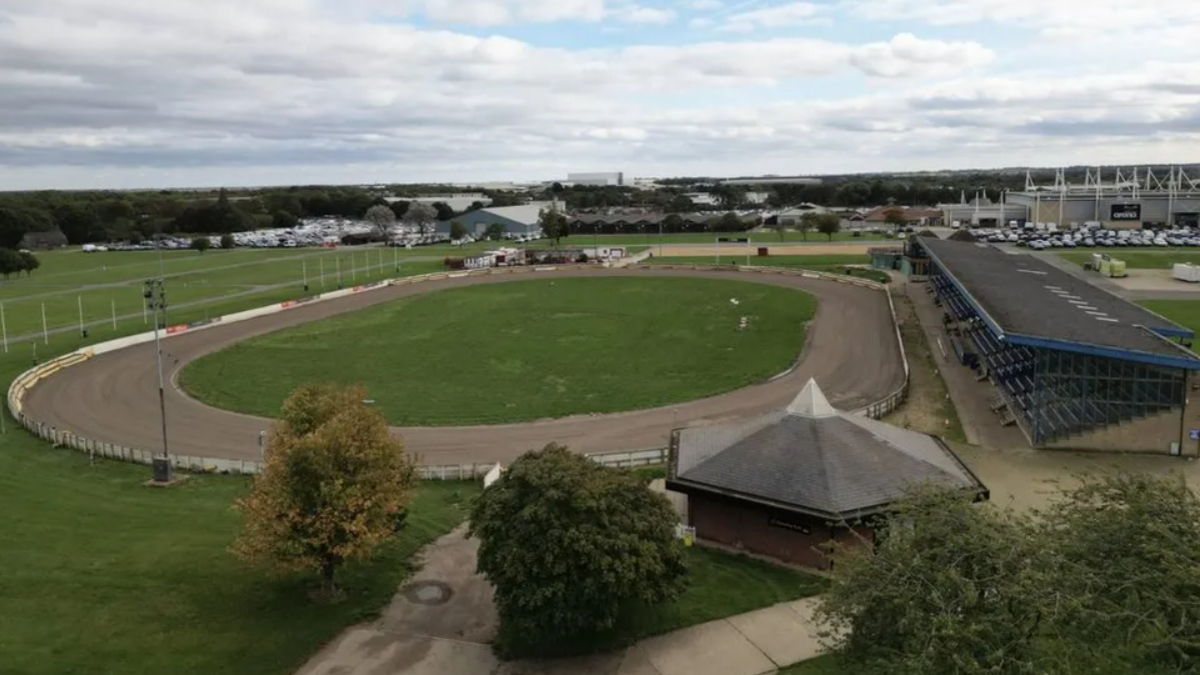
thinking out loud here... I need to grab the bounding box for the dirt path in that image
[655,244,877,258]
[23,268,904,466]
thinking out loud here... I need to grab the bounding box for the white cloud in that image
[0,0,1196,189]
[611,3,678,24]
[681,0,723,9]
[720,2,822,32]
[849,0,1200,41]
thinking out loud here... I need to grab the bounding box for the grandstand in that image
[914,236,1200,453]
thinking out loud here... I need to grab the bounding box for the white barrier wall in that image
[7,264,908,477]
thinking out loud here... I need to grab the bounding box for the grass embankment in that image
[0,434,479,675]
[778,655,840,674]
[571,232,883,245]
[1060,250,1200,269]
[884,295,967,444]
[645,254,890,284]
[181,277,817,426]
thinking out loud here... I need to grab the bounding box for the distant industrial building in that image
[1006,167,1200,229]
[386,193,492,212]
[568,172,625,187]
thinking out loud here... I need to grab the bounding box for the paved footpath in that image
[295,528,826,675]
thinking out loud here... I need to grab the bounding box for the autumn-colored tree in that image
[232,383,415,600]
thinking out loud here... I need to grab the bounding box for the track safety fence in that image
[6,263,908,477]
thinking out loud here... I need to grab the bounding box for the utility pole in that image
[144,279,172,482]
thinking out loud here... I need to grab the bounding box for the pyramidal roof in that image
[785,378,838,418]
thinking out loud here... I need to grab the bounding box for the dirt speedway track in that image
[23,268,905,466]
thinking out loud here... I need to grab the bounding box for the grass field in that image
[0,247,446,340]
[778,655,839,674]
[643,255,890,284]
[0,432,479,675]
[1140,300,1200,336]
[181,277,817,426]
[1060,250,1200,269]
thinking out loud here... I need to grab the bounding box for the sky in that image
[1,0,1198,190]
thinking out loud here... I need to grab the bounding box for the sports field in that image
[0,246,450,343]
[180,277,817,426]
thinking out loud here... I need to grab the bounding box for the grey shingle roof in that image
[673,379,985,518]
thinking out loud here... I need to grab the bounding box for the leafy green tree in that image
[190,236,211,254]
[431,202,455,222]
[816,213,841,241]
[484,223,507,241]
[449,221,467,241]
[219,234,235,249]
[272,210,299,230]
[53,203,103,245]
[233,384,416,600]
[662,213,684,234]
[17,250,40,277]
[539,208,569,246]
[797,212,817,241]
[1037,473,1200,673]
[469,444,687,657]
[708,211,745,232]
[770,219,787,242]
[884,208,908,234]
[816,485,1043,675]
[0,248,20,279]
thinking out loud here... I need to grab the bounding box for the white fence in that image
[7,263,906,478]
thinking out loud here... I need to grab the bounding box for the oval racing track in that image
[23,268,905,466]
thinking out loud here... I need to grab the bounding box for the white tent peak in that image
[786,378,838,418]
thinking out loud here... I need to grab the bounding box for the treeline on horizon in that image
[1,165,1170,248]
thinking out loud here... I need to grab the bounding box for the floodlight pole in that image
[144,279,171,463]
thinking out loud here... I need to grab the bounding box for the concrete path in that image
[295,528,826,675]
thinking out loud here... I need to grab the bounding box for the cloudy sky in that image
[1,0,1198,189]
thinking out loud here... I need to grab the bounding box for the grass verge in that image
[1141,299,1200,336]
[883,294,967,444]
[778,655,841,674]
[643,255,890,284]
[1059,250,1200,269]
[0,431,479,675]
[180,277,817,425]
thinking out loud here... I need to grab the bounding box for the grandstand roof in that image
[919,237,1200,366]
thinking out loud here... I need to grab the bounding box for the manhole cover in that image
[402,580,453,606]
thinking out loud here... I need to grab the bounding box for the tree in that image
[662,213,684,234]
[431,202,455,222]
[816,485,1044,675]
[402,202,437,237]
[17,250,40,277]
[219,234,235,249]
[363,204,396,240]
[539,207,569,246]
[0,248,20,280]
[484,223,507,241]
[388,200,410,220]
[469,444,687,657]
[883,208,908,234]
[770,219,788,242]
[190,236,211,254]
[815,213,841,241]
[797,212,817,241]
[233,384,416,599]
[449,221,467,241]
[1036,473,1200,673]
[708,211,744,232]
[272,210,299,230]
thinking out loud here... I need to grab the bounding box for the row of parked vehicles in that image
[979,223,1200,249]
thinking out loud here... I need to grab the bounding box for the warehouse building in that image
[434,201,562,238]
[567,172,624,186]
[1007,167,1200,229]
[667,379,987,569]
[915,236,1200,454]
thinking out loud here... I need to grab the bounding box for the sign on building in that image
[1111,204,1142,221]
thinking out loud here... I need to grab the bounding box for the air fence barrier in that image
[6,263,908,477]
